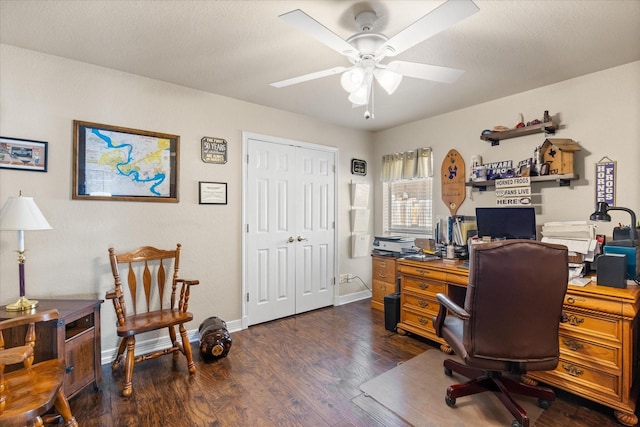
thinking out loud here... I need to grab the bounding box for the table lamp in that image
[589,202,638,247]
[0,191,52,311]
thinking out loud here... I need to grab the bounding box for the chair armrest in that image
[433,293,470,338]
[0,345,33,366]
[436,293,470,320]
[176,279,199,286]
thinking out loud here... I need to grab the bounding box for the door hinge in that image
[246,224,249,233]
[246,292,249,302]
[246,154,249,164]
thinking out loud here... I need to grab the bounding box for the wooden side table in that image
[1,299,103,398]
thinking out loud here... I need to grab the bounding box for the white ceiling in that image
[1,1,639,132]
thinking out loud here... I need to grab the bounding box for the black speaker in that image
[384,293,401,331]
[597,254,627,288]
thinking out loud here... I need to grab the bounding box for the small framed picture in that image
[0,136,48,172]
[199,181,227,205]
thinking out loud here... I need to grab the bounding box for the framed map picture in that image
[72,120,179,202]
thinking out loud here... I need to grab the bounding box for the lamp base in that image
[5,296,39,311]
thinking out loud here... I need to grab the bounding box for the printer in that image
[372,236,415,255]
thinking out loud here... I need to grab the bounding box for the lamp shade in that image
[340,67,365,93]
[0,195,52,231]
[373,68,403,95]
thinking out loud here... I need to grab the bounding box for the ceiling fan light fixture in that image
[373,68,403,95]
[348,81,369,105]
[340,67,365,93]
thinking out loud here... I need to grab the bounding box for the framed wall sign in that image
[73,120,179,202]
[199,181,227,205]
[0,136,48,172]
[201,137,227,164]
[351,158,367,176]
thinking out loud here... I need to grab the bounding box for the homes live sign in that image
[201,137,227,164]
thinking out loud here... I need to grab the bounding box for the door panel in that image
[246,135,336,325]
[247,139,296,324]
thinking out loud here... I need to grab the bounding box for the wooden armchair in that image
[106,244,199,397]
[0,309,78,426]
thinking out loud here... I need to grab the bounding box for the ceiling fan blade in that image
[270,66,347,88]
[377,0,479,58]
[386,61,464,84]
[279,9,358,58]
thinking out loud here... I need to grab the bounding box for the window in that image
[381,148,433,237]
[383,178,433,237]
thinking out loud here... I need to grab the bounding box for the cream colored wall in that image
[0,45,376,353]
[373,61,640,240]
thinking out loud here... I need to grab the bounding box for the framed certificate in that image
[199,181,227,205]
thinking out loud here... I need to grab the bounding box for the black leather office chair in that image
[433,239,568,427]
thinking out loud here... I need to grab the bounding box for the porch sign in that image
[595,160,615,206]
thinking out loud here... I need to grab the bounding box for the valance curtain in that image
[380,147,432,182]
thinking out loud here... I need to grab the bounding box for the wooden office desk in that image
[1,299,103,398]
[395,258,640,426]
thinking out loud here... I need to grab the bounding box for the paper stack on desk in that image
[541,221,598,278]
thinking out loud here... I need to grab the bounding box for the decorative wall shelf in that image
[480,121,559,146]
[466,173,579,191]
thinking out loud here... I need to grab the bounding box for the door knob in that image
[287,236,295,243]
[297,236,308,241]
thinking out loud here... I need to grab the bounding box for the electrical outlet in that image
[347,273,354,283]
[339,274,348,284]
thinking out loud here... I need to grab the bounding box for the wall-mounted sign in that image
[440,149,466,216]
[201,137,227,164]
[495,177,531,206]
[595,159,615,206]
[351,158,367,176]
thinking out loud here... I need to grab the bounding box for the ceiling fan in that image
[270,0,479,118]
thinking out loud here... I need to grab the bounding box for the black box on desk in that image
[597,254,627,288]
[384,293,401,332]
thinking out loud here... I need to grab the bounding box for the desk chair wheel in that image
[444,367,452,376]
[511,420,522,427]
[445,395,456,407]
[538,398,552,409]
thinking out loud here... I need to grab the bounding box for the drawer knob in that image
[564,314,585,326]
[418,316,428,326]
[418,283,430,290]
[566,296,586,304]
[561,364,584,377]
[416,269,432,276]
[562,339,584,351]
[418,300,429,308]
[66,365,74,373]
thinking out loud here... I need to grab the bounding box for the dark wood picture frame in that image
[199,181,227,205]
[73,120,179,202]
[0,136,48,172]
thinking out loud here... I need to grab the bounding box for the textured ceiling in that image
[1,1,639,132]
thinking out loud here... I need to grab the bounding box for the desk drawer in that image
[397,265,446,281]
[372,279,396,307]
[403,292,440,316]
[561,308,622,343]
[538,357,621,402]
[402,277,446,296]
[558,333,620,370]
[564,293,623,316]
[373,258,396,284]
[400,306,438,335]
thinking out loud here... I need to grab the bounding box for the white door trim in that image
[241,131,339,329]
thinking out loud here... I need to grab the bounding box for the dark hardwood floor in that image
[68,299,627,426]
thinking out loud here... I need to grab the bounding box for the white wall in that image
[0,45,376,355]
[373,61,640,240]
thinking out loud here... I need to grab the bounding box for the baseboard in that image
[338,289,372,305]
